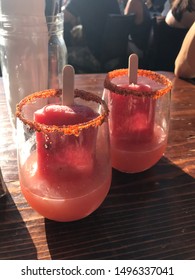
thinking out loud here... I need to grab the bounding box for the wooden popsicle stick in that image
[128,54,138,84]
[62,65,75,106]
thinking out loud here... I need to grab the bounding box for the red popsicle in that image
[34,103,98,176]
[108,81,156,145]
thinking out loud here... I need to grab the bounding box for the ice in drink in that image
[104,69,172,173]
[16,88,111,222]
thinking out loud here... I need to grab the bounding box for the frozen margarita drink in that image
[16,89,111,222]
[104,69,172,173]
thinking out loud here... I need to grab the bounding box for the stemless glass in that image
[103,69,172,173]
[16,88,111,222]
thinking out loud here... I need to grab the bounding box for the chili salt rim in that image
[16,88,109,136]
[104,69,172,99]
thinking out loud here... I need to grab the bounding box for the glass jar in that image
[0,12,67,128]
[47,13,68,89]
[16,88,111,222]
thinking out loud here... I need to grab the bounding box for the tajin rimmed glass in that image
[16,88,111,222]
[103,69,172,173]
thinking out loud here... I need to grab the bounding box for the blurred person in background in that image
[146,0,195,71]
[174,21,195,78]
[166,0,195,28]
[124,0,152,67]
[124,0,151,25]
[64,0,121,62]
[161,0,173,16]
[145,0,167,14]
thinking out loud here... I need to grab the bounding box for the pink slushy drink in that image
[16,89,111,222]
[104,69,172,173]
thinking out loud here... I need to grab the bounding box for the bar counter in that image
[0,73,195,260]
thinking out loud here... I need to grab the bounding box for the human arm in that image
[174,22,195,79]
[124,0,143,25]
[166,9,195,28]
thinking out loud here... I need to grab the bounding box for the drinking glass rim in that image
[16,88,109,136]
[104,69,172,99]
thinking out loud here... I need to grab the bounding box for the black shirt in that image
[66,0,121,59]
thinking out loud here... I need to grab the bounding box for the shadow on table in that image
[45,157,195,260]
[0,190,37,260]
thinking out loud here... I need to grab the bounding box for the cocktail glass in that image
[16,88,111,222]
[103,69,172,173]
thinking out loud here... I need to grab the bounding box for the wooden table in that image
[0,73,195,260]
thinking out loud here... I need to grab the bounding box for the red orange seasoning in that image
[16,88,109,136]
[104,69,172,98]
